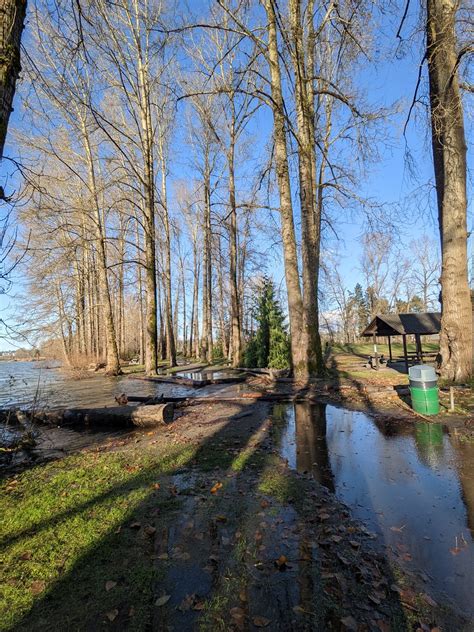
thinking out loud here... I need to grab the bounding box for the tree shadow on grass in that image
[4,400,413,632]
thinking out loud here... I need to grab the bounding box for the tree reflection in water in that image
[294,402,335,493]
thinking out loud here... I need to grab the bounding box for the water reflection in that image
[280,402,334,492]
[276,403,474,617]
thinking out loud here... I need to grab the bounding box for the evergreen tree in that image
[244,277,290,369]
[352,283,369,334]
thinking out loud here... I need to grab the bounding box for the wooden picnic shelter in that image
[361,312,441,373]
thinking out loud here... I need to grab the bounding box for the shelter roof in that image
[361,312,441,337]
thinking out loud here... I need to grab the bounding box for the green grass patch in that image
[0,443,195,631]
[331,341,439,356]
[258,459,305,506]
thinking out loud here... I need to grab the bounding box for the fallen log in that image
[0,404,174,428]
[126,395,188,404]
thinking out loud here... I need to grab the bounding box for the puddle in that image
[175,370,244,382]
[275,402,474,617]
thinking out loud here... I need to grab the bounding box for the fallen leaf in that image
[349,540,360,549]
[179,594,195,611]
[260,499,269,509]
[253,615,271,627]
[390,525,406,533]
[239,590,247,602]
[230,606,245,617]
[30,580,46,595]
[449,547,462,556]
[293,605,308,615]
[144,525,156,536]
[152,483,160,490]
[230,607,246,630]
[340,615,358,631]
[105,580,117,592]
[275,555,288,570]
[19,552,32,561]
[130,522,141,529]
[155,595,171,607]
[210,482,223,494]
[106,609,119,622]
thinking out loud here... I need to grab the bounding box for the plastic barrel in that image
[409,385,439,415]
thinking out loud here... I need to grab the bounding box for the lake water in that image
[276,402,474,618]
[0,360,192,410]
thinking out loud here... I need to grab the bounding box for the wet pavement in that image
[276,402,474,617]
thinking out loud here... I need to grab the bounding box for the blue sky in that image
[0,1,472,350]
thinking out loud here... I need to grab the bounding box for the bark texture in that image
[264,0,307,378]
[427,0,472,381]
[0,0,26,159]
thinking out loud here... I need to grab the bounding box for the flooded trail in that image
[276,402,474,617]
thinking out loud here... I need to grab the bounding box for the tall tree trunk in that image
[192,251,200,359]
[159,143,177,367]
[181,258,187,357]
[201,155,213,362]
[227,128,242,367]
[138,59,158,375]
[289,0,323,376]
[81,120,121,375]
[263,0,306,378]
[426,0,472,381]
[0,0,26,160]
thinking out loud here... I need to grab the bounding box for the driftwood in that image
[0,404,174,428]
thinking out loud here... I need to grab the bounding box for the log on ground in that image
[0,404,175,428]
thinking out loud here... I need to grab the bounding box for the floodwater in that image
[276,402,474,617]
[0,360,193,410]
[175,369,244,382]
[0,360,194,456]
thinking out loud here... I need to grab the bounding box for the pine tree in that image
[352,283,369,334]
[244,277,290,369]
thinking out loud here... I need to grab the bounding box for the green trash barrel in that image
[408,365,439,415]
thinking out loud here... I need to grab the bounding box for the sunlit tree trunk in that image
[426,0,472,381]
[263,0,306,378]
[201,153,213,363]
[289,0,323,376]
[158,138,177,366]
[81,120,121,375]
[227,124,242,366]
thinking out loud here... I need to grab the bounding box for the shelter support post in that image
[388,336,393,362]
[415,334,423,363]
[402,334,409,374]
[373,333,379,370]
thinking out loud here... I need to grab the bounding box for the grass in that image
[258,456,305,506]
[0,443,195,631]
[331,341,439,356]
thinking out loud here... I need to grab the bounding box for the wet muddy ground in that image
[276,402,473,618]
[1,365,473,630]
